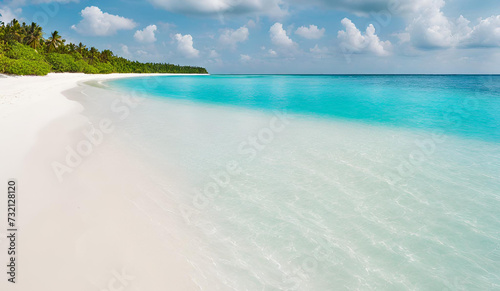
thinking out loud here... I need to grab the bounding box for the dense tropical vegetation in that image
[0,19,208,75]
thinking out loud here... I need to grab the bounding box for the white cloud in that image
[394,32,411,44]
[405,0,454,49]
[404,0,500,49]
[337,18,392,56]
[219,26,249,49]
[295,25,325,39]
[134,24,157,43]
[71,6,136,36]
[246,19,256,28]
[147,0,285,17]
[0,7,22,23]
[310,44,329,58]
[310,44,328,54]
[270,22,296,48]
[136,50,149,57]
[240,54,251,62]
[288,0,444,17]
[462,15,500,48]
[209,49,219,58]
[149,0,403,17]
[121,44,131,57]
[174,33,199,58]
[268,49,277,56]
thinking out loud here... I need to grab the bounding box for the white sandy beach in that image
[0,73,200,291]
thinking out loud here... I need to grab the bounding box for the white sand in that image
[0,73,200,290]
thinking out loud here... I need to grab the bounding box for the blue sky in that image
[1,0,500,74]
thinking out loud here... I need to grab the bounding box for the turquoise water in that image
[105,75,500,290]
[112,75,500,141]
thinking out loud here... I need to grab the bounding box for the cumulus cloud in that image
[337,18,392,56]
[0,7,22,23]
[404,0,500,49]
[174,33,199,58]
[147,0,445,18]
[404,0,454,49]
[268,49,277,57]
[219,25,249,49]
[147,0,389,17]
[295,25,325,39]
[134,24,157,43]
[270,22,296,48]
[71,6,136,36]
[147,0,285,17]
[461,15,500,48]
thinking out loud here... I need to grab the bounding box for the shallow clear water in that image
[105,75,500,290]
[112,75,500,141]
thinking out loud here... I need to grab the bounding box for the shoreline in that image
[0,73,207,172]
[0,73,200,290]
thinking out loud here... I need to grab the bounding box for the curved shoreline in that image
[0,73,200,290]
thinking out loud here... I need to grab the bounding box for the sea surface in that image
[104,75,500,290]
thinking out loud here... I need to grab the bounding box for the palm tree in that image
[0,20,5,42]
[24,22,43,50]
[76,42,86,54]
[100,49,113,62]
[56,39,68,53]
[5,19,22,42]
[67,42,77,53]
[46,30,63,52]
[89,47,98,64]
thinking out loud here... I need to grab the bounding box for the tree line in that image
[0,19,208,75]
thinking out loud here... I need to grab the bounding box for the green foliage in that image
[82,66,99,74]
[46,53,80,72]
[0,19,208,75]
[94,62,114,74]
[5,42,44,61]
[71,52,83,61]
[0,55,15,73]
[4,59,51,75]
[74,60,97,74]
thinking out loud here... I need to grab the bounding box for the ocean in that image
[99,75,500,290]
